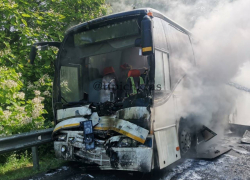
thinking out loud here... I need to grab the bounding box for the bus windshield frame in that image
[55,19,150,105]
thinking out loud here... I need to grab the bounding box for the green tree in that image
[0,0,108,135]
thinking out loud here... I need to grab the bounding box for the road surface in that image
[24,134,250,180]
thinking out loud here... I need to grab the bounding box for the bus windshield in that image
[59,39,149,103]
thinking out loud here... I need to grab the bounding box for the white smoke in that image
[107,0,222,29]
[232,61,250,89]
[181,0,250,132]
[107,0,250,134]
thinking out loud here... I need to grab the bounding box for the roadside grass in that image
[0,144,65,180]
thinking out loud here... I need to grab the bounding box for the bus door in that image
[153,49,181,169]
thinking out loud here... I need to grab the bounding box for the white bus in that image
[29,8,217,173]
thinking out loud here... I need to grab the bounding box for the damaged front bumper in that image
[53,106,153,172]
[54,131,153,172]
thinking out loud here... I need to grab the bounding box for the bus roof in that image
[66,8,191,36]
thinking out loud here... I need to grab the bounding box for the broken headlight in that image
[57,134,67,141]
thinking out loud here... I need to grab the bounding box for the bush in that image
[0,0,109,135]
[0,2,109,176]
[0,66,51,136]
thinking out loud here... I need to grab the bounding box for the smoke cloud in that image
[180,0,250,134]
[107,0,250,135]
[107,0,223,29]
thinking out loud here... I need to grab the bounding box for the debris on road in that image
[241,130,250,144]
[196,144,231,159]
[81,174,94,178]
[163,136,250,180]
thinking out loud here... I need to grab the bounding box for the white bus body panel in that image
[155,126,181,168]
[154,96,181,169]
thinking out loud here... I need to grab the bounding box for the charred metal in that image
[53,105,153,172]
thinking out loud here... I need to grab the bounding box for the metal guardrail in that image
[0,128,53,170]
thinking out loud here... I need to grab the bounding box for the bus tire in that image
[178,117,197,158]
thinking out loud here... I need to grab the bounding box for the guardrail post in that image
[32,146,39,170]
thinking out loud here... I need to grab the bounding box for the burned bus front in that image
[52,15,155,172]
[28,8,222,173]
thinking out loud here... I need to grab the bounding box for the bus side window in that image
[155,50,171,95]
[163,53,170,90]
[153,17,168,52]
[155,50,165,91]
[60,66,80,102]
[162,21,194,89]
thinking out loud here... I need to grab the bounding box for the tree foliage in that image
[0,0,108,135]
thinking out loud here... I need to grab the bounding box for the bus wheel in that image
[178,119,197,158]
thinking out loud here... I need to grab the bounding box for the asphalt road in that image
[25,134,250,180]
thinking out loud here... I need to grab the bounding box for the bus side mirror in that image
[141,15,154,56]
[29,45,37,64]
[28,42,61,64]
